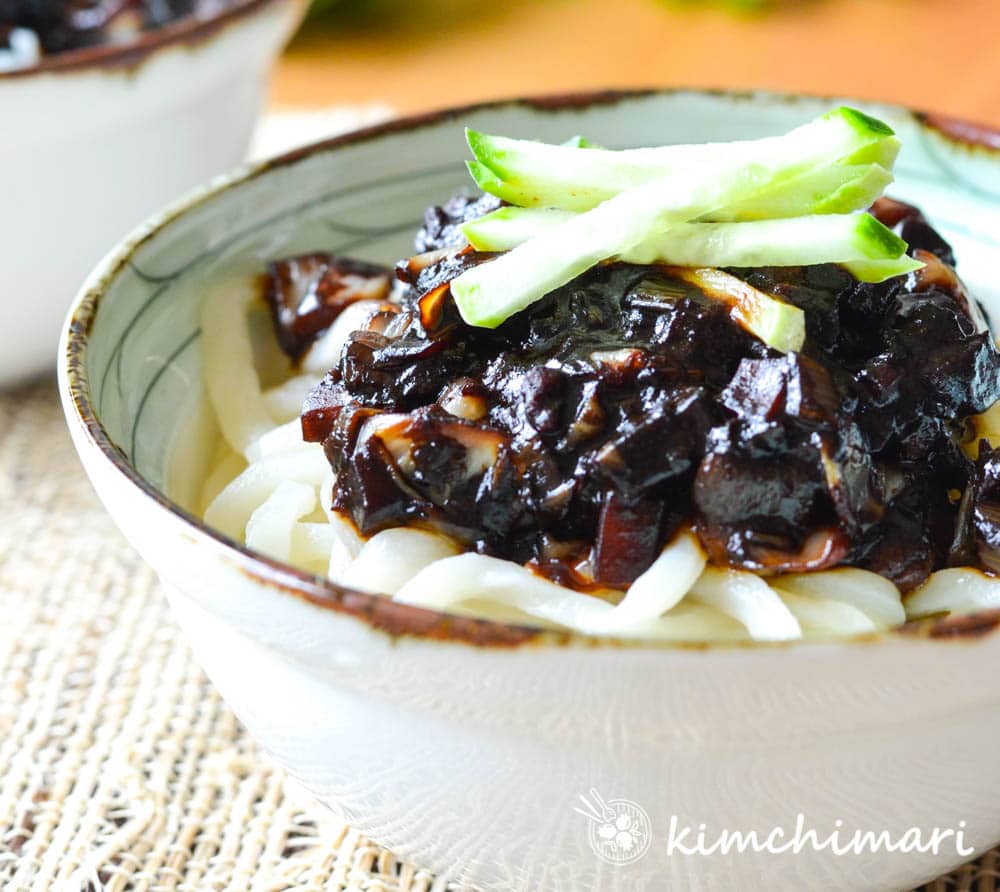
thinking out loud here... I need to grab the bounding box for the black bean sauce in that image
[268,195,1000,591]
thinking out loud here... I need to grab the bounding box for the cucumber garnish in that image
[467,107,899,212]
[450,106,916,347]
[462,206,574,251]
[713,163,893,221]
[463,208,911,277]
[454,163,876,330]
[841,256,925,282]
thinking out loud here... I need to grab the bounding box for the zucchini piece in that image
[473,161,892,222]
[462,206,574,251]
[466,135,603,204]
[466,160,527,205]
[841,256,925,282]
[463,165,894,251]
[465,208,909,269]
[673,268,806,353]
[452,183,656,328]
[631,213,908,268]
[452,145,883,329]
[562,135,601,149]
[468,106,899,211]
[711,163,893,221]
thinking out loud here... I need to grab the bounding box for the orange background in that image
[270,0,1000,127]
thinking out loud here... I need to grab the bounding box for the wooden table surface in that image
[270,0,1000,128]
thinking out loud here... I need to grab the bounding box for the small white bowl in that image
[0,0,303,386]
[60,90,1000,892]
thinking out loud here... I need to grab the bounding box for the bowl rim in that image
[0,0,295,81]
[61,86,1000,651]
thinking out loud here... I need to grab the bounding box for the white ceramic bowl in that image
[60,90,1000,892]
[0,0,303,386]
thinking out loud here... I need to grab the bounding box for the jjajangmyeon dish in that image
[197,108,1000,642]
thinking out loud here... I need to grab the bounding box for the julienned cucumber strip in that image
[710,163,892,222]
[842,256,925,282]
[628,214,909,270]
[465,136,603,203]
[459,211,811,349]
[451,136,896,331]
[467,160,890,221]
[468,107,899,211]
[468,161,892,223]
[462,207,575,250]
[470,107,898,210]
[463,210,911,275]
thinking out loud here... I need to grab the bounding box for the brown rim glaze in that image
[62,87,1000,648]
[917,113,1000,152]
[0,0,295,80]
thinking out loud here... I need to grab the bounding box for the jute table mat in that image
[2,380,999,891]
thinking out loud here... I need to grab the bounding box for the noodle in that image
[770,568,906,628]
[245,480,316,563]
[290,522,338,574]
[905,568,1000,619]
[689,568,802,642]
[395,553,625,631]
[774,591,878,637]
[194,278,1000,643]
[199,447,247,517]
[204,450,329,541]
[263,375,321,425]
[201,277,277,459]
[589,530,706,631]
[340,528,461,596]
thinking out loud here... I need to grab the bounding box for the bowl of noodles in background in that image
[60,90,1000,892]
[0,0,304,386]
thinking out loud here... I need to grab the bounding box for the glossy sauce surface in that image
[267,195,1000,590]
